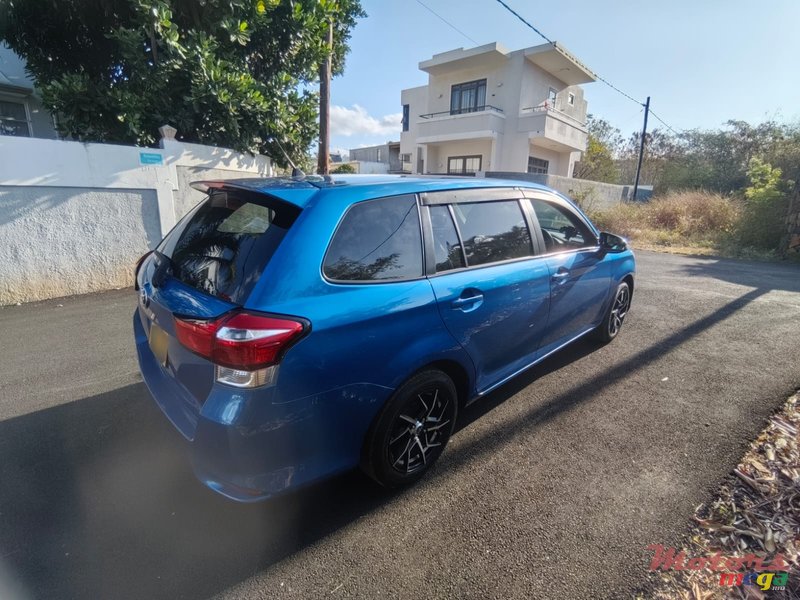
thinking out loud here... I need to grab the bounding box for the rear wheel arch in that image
[422,359,471,408]
[361,367,459,487]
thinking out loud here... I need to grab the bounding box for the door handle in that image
[451,293,484,310]
[551,269,570,284]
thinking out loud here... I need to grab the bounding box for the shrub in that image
[590,191,739,244]
[737,158,791,249]
[644,191,739,239]
[332,163,357,174]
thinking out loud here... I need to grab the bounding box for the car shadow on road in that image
[0,287,772,600]
[677,255,800,293]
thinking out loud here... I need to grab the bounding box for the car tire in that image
[362,369,458,488]
[593,281,631,344]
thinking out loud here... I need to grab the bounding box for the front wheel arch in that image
[622,273,634,299]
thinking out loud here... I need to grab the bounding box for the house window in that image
[547,87,557,108]
[568,93,575,106]
[400,153,411,162]
[402,104,409,132]
[450,79,487,115]
[0,100,31,137]
[447,155,482,175]
[377,148,382,162]
[527,157,549,174]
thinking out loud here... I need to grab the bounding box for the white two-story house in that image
[400,41,596,177]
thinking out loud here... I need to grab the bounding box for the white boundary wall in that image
[0,134,273,304]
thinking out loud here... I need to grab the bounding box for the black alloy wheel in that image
[363,370,457,488]
[593,281,631,343]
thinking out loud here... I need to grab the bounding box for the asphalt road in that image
[1,251,799,600]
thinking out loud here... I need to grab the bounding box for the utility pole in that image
[632,96,650,202]
[317,19,333,175]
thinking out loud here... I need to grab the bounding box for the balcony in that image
[416,105,506,144]
[518,104,588,152]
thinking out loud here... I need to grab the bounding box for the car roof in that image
[191,174,554,209]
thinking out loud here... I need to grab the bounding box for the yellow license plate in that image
[148,321,169,367]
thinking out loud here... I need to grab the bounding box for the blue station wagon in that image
[134,175,635,501]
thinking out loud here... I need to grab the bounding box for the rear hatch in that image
[135,186,301,438]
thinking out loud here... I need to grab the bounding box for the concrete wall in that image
[427,139,494,174]
[0,135,272,304]
[353,161,390,174]
[0,186,160,303]
[486,172,653,210]
[349,144,390,163]
[400,85,427,171]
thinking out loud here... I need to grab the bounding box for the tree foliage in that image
[572,115,620,183]
[738,158,793,249]
[332,162,356,173]
[0,0,365,163]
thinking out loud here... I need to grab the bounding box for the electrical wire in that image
[493,0,553,44]
[492,0,683,134]
[415,0,480,46]
[649,109,681,135]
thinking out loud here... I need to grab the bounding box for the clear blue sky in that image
[330,0,800,155]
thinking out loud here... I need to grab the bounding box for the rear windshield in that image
[156,189,299,303]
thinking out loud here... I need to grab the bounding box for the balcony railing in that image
[520,103,586,128]
[419,105,504,119]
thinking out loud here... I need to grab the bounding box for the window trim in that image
[548,87,557,106]
[0,97,32,137]
[420,187,524,206]
[321,193,427,285]
[527,156,549,175]
[450,79,488,115]
[447,155,482,175]
[419,203,467,275]
[521,190,600,255]
[423,197,537,274]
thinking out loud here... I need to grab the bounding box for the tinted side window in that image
[429,205,465,272]
[450,200,533,267]
[530,199,596,253]
[323,194,423,282]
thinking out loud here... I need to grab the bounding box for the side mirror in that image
[599,231,628,253]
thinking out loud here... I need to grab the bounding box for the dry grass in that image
[588,191,745,256]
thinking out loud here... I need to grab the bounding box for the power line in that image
[593,74,644,108]
[493,0,553,44]
[493,0,686,136]
[415,0,480,46]
[649,109,680,135]
[492,0,645,108]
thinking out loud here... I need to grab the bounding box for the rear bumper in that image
[134,312,391,501]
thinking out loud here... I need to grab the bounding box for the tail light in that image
[174,311,307,388]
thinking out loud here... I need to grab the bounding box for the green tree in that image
[0,0,365,164]
[658,120,786,194]
[739,158,791,249]
[573,115,621,183]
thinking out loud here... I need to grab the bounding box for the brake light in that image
[174,311,306,384]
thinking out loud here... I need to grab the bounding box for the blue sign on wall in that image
[139,152,163,166]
